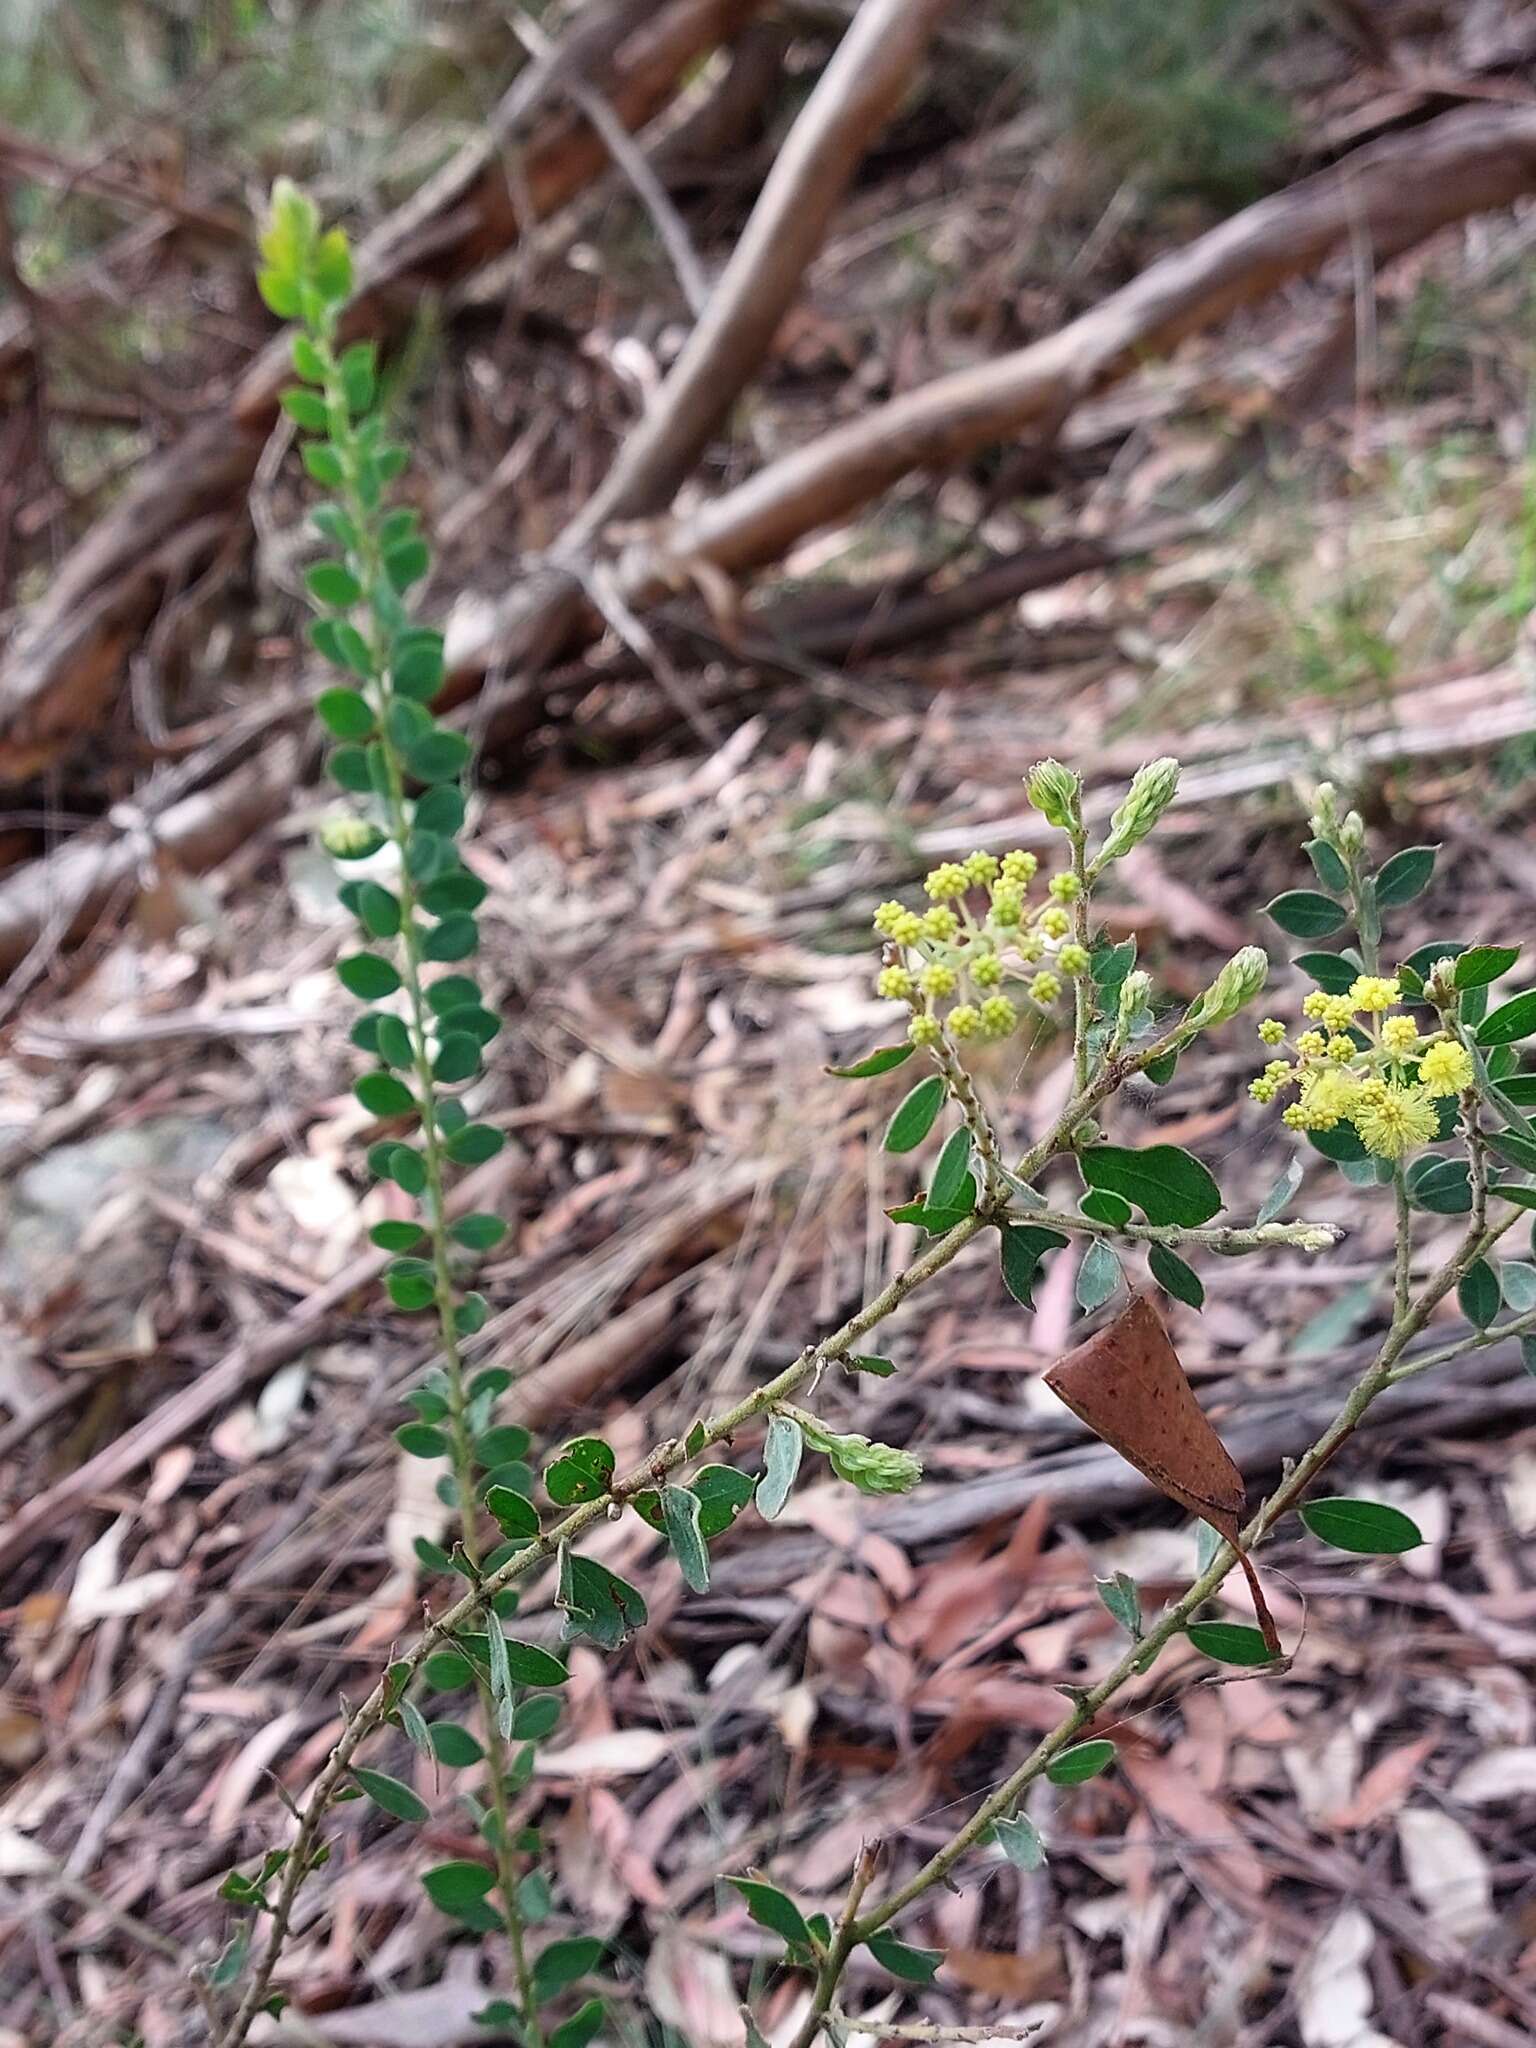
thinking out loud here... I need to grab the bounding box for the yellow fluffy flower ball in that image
[1419,1040,1473,1098]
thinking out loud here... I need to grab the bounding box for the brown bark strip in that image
[0,0,765,784]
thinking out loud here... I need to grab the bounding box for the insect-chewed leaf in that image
[1046,1738,1116,1784]
[485,1487,540,1540]
[1255,1154,1304,1226]
[758,1414,803,1522]
[1080,1145,1221,1227]
[1080,1187,1133,1226]
[864,1933,943,1983]
[1000,1223,1069,1307]
[826,1042,914,1079]
[352,1767,428,1822]
[1299,1496,1423,1554]
[729,1876,812,1948]
[544,1437,615,1505]
[883,1074,945,1154]
[1186,1621,1278,1666]
[555,1543,647,1649]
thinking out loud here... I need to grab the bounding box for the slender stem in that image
[1392,1168,1412,1325]
[931,1034,1004,1202]
[215,1212,988,2047]
[1017,1208,1338,1256]
[1068,828,1092,1098]
[307,344,542,2044]
[780,1182,1527,2047]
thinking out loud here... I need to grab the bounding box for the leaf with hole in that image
[555,1545,647,1650]
[544,1437,615,1505]
[1299,1496,1422,1554]
[884,1075,945,1154]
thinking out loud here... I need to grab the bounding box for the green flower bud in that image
[791,1409,923,1496]
[320,816,386,861]
[1116,969,1152,1031]
[1096,757,1180,868]
[1186,944,1268,1031]
[1339,809,1366,855]
[1024,759,1082,833]
[1308,782,1339,841]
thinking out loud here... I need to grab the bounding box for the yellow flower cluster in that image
[873,848,1089,1050]
[1249,973,1476,1159]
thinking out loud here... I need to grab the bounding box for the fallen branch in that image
[0,0,766,782]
